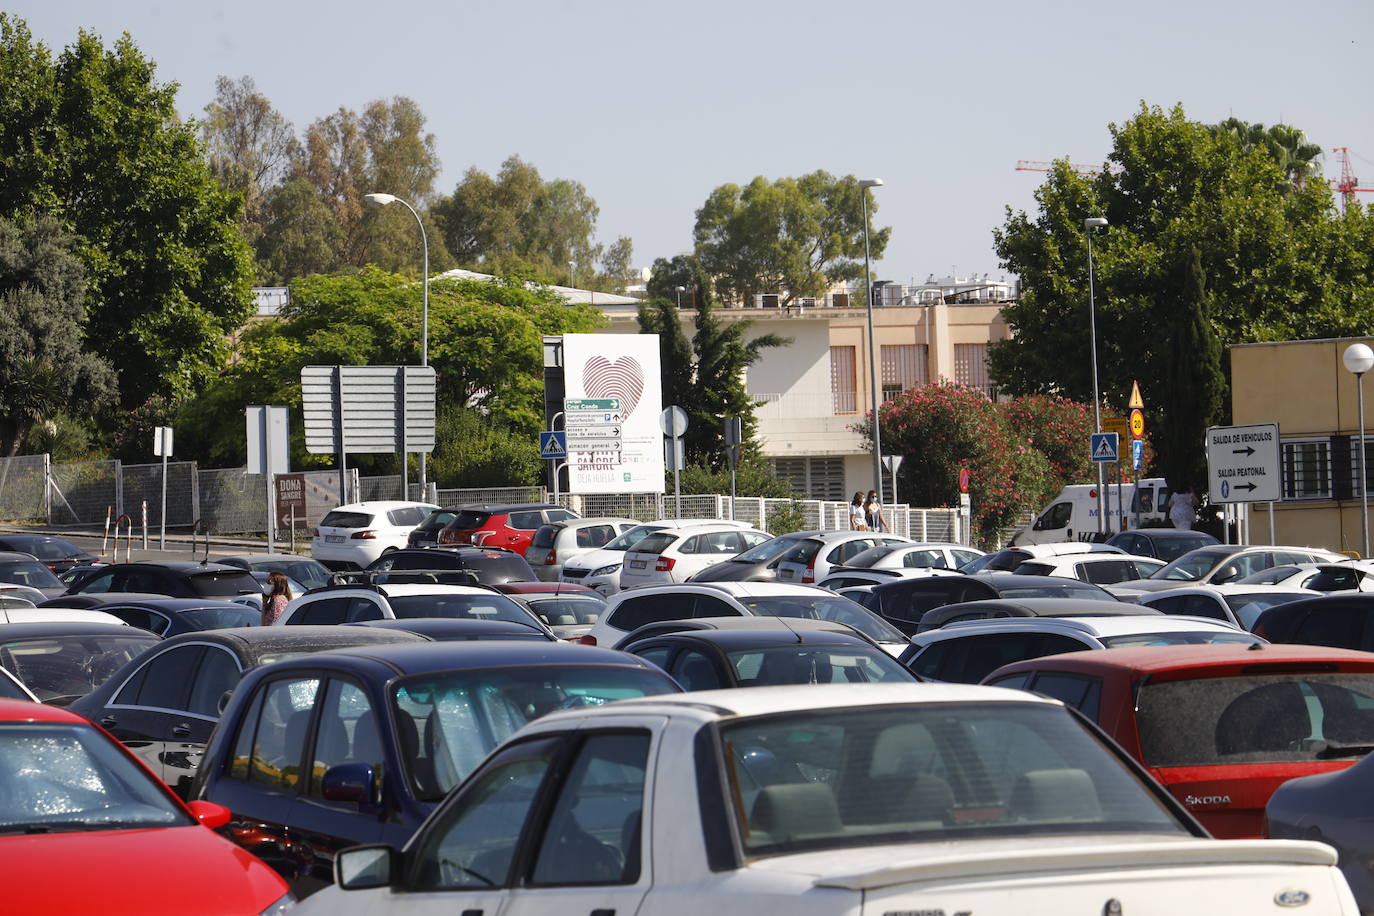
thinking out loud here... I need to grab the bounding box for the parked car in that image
[1136,584,1318,630]
[0,550,70,598]
[1237,562,1374,593]
[901,615,1261,683]
[1252,593,1374,649]
[363,545,537,585]
[916,596,1164,634]
[0,698,293,916]
[621,627,918,690]
[986,644,1374,839]
[774,530,911,584]
[346,618,557,642]
[217,553,333,590]
[619,524,772,588]
[405,506,462,549]
[841,541,986,571]
[62,561,262,600]
[297,684,1357,916]
[435,503,579,553]
[69,626,426,798]
[0,605,129,625]
[960,541,1125,574]
[0,534,101,574]
[1114,544,1348,595]
[190,642,680,896]
[864,572,1120,636]
[817,567,956,591]
[523,517,641,581]
[39,593,258,636]
[613,615,880,651]
[686,530,827,582]
[1105,527,1221,561]
[490,581,606,639]
[276,582,552,636]
[558,518,753,594]
[310,501,439,570]
[581,582,910,654]
[1013,552,1166,585]
[0,621,160,704]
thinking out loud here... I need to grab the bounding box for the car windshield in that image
[10,539,83,561]
[250,560,330,590]
[189,571,260,598]
[1151,548,1230,581]
[525,596,605,627]
[738,596,908,643]
[0,723,190,834]
[447,510,491,530]
[731,537,804,564]
[181,606,260,630]
[416,511,459,532]
[1099,631,1261,648]
[0,560,62,590]
[958,554,998,574]
[1000,582,1114,600]
[1223,593,1313,630]
[319,511,374,529]
[0,633,159,702]
[1137,672,1374,767]
[1150,535,1221,562]
[728,645,913,685]
[630,533,676,555]
[602,526,663,552]
[392,665,676,799]
[722,702,1187,857]
[386,593,541,627]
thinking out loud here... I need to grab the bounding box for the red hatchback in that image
[0,699,291,915]
[436,503,578,553]
[983,644,1374,838]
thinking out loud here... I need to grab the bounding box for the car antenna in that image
[1247,642,1265,651]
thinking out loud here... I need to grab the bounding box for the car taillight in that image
[803,555,816,583]
[309,527,319,538]
[578,635,597,645]
[544,550,557,565]
[350,529,377,540]
[656,556,675,572]
[438,530,455,544]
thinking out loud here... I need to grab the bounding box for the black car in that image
[0,549,68,598]
[345,618,557,641]
[363,546,537,585]
[1104,528,1221,562]
[69,625,427,798]
[217,553,333,590]
[1251,593,1374,649]
[0,534,100,574]
[39,593,259,636]
[62,561,261,599]
[0,621,161,704]
[613,615,881,651]
[622,627,917,690]
[405,507,463,548]
[865,573,1119,636]
[915,597,1162,633]
[190,642,680,896]
[686,530,826,582]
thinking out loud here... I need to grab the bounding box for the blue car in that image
[190,641,681,897]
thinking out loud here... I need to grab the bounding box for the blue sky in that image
[15,0,1374,285]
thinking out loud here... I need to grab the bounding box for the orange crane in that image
[1331,147,1374,208]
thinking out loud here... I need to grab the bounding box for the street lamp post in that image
[860,178,884,502]
[1084,216,1108,532]
[675,286,685,309]
[1344,343,1374,557]
[364,192,429,497]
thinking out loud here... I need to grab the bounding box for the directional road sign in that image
[1206,422,1281,503]
[1091,432,1119,463]
[564,397,623,451]
[1131,438,1145,471]
[564,398,621,412]
[539,431,568,459]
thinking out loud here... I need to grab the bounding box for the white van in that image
[1014,477,1169,545]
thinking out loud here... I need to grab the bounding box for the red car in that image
[982,644,1374,839]
[0,699,291,915]
[436,503,577,553]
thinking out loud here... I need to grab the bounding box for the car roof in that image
[0,697,88,723]
[873,573,1093,593]
[451,503,561,513]
[158,624,424,660]
[0,550,49,561]
[41,594,249,611]
[331,501,439,511]
[931,614,1239,637]
[1140,584,1317,598]
[1120,529,1219,540]
[0,621,155,639]
[637,524,766,538]
[84,561,246,573]
[931,598,1154,616]
[218,554,323,564]
[492,581,601,595]
[988,643,1374,680]
[346,619,551,637]
[272,640,659,677]
[614,582,831,599]
[799,530,906,544]
[631,628,882,652]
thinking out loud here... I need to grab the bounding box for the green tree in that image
[425,403,543,488]
[0,17,255,408]
[1157,247,1225,493]
[679,455,796,499]
[0,214,115,455]
[693,171,891,305]
[1210,118,1323,187]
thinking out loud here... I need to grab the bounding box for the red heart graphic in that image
[583,356,644,416]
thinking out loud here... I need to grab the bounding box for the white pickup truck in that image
[300,684,1357,915]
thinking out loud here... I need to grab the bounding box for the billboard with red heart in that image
[561,333,664,494]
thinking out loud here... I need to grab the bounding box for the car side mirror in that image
[322,762,377,805]
[335,844,398,891]
[1212,565,1239,584]
[1032,517,1045,531]
[185,800,232,830]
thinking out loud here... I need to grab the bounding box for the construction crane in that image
[1015,160,1104,175]
[1331,147,1374,209]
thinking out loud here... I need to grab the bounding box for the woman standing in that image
[261,571,292,626]
[1168,488,1198,531]
[865,490,886,532]
[849,492,868,530]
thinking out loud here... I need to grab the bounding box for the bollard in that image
[141,500,148,550]
[101,506,112,558]
[114,513,133,563]
[191,519,209,564]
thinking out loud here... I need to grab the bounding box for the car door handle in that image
[100,716,117,727]
[171,724,191,738]
[590,910,615,916]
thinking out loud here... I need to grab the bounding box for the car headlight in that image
[591,564,622,577]
[255,891,296,914]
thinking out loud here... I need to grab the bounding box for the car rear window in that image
[447,511,491,530]
[182,606,260,629]
[188,571,260,597]
[781,540,823,564]
[319,511,373,529]
[531,526,559,550]
[1137,671,1374,767]
[387,594,538,626]
[416,511,458,532]
[631,533,676,555]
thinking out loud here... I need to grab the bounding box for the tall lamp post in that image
[1084,216,1108,532]
[364,192,429,497]
[1344,343,1374,557]
[860,178,884,502]
[675,286,685,308]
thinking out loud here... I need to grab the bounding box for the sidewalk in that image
[0,522,289,553]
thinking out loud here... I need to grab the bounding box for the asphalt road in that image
[10,528,300,566]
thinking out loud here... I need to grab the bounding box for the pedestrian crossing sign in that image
[539,431,567,459]
[1091,432,1119,463]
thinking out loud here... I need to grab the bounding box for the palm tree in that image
[1210,118,1323,187]
[1,357,66,457]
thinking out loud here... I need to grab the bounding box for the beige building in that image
[1231,337,1374,553]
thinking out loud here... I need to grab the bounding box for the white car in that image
[1237,561,1374,593]
[581,582,909,655]
[310,500,439,571]
[560,519,755,596]
[0,607,130,626]
[619,525,772,589]
[775,531,912,585]
[962,540,1126,573]
[901,615,1263,683]
[1012,552,1166,585]
[276,582,552,636]
[1136,584,1319,630]
[1113,544,1348,594]
[302,684,1358,916]
[843,541,986,571]
[523,517,641,582]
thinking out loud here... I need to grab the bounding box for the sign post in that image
[247,406,290,553]
[661,407,689,517]
[1206,423,1281,504]
[723,418,742,520]
[152,426,173,549]
[882,455,905,508]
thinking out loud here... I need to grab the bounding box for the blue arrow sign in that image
[1091,432,1119,463]
[1131,437,1144,471]
[539,431,567,460]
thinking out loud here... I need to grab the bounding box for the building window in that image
[830,346,857,414]
[831,293,849,308]
[771,457,846,501]
[955,343,994,398]
[1345,437,1373,498]
[881,344,928,400]
[1283,439,1331,500]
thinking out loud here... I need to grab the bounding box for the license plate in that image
[325,535,344,543]
[781,569,794,579]
[630,559,646,569]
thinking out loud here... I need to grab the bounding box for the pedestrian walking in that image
[261,570,292,626]
[865,490,886,532]
[849,492,869,530]
[1168,488,1197,531]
